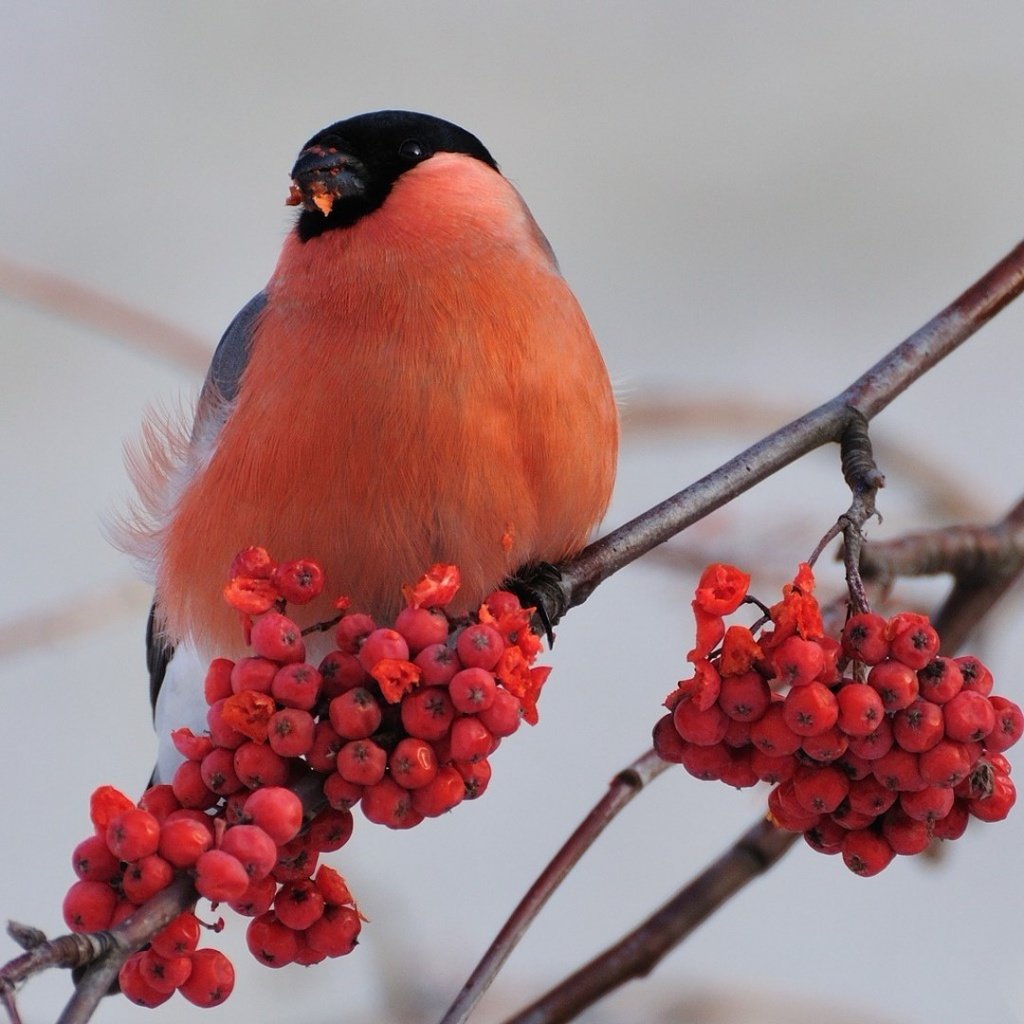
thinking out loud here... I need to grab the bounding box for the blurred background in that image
[3,3,1024,1022]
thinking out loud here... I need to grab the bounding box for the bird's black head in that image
[287,110,500,241]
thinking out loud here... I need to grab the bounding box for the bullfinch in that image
[118,111,618,781]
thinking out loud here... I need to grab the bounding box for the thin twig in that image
[500,819,798,1024]
[438,751,669,1024]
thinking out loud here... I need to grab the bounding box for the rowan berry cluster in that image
[654,563,1022,876]
[61,549,547,1009]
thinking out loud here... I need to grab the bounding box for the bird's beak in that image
[286,147,366,216]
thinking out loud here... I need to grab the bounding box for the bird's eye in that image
[399,139,427,162]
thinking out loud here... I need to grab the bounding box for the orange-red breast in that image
[119,111,618,779]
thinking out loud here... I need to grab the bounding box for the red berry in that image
[846,775,898,817]
[307,808,354,852]
[457,758,492,799]
[410,766,465,818]
[749,703,802,757]
[338,739,388,786]
[194,850,250,902]
[969,773,1017,821]
[200,747,243,796]
[220,824,278,880]
[718,748,758,789]
[246,913,299,968]
[229,875,277,917]
[233,742,289,789]
[800,726,849,763]
[389,737,439,788]
[305,904,361,958]
[477,688,522,737]
[717,671,771,721]
[680,742,732,781]
[845,717,894,761]
[900,785,955,824]
[272,558,325,605]
[449,667,497,713]
[456,623,504,670]
[892,699,945,753]
[307,721,344,773]
[767,782,821,832]
[358,627,410,672]
[836,683,885,737]
[653,713,687,763]
[122,854,174,903]
[873,748,926,792]
[881,807,932,855]
[271,662,323,710]
[139,784,181,823]
[401,686,456,741]
[917,657,963,704]
[841,612,890,664]
[119,953,173,1008]
[171,760,218,810]
[274,879,326,931]
[932,800,970,840]
[770,636,825,687]
[782,682,838,737]
[151,912,201,958]
[171,727,214,762]
[866,660,919,712]
[335,612,376,653]
[942,690,996,743]
[106,808,160,862]
[244,787,303,844]
[329,687,383,740]
[230,656,277,694]
[985,696,1024,753]
[72,835,120,882]
[324,771,363,811]
[887,613,939,670]
[792,764,849,814]
[267,708,316,758]
[803,816,848,855]
[158,817,213,868]
[841,829,895,876]
[272,834,319,882]
[394,606,450,653]
[139,948,193,993]
[672,699,729,746]
[750,748,797,784]
[414,642,461,686]
[829,803,877,831]
[179,948,235,1007]
[251,611,306,663]
[318,650,367,697]
[63,880,117,932]
[362,777,423,828]
[314,864,354,906]
[206,698,247,750]
[449,716,495,763]
[919,739,972,787]
[230,546,276,579]
[955,655,994,695]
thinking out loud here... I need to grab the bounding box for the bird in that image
[117,110,618,782]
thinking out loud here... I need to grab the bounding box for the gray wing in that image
[147,291,268,719]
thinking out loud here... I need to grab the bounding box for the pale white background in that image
[2,4,1024,1023]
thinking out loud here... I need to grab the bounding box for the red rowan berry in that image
[228,875,277,917]
[389,737,439,788]
[90,785,135,833]
[122,854,174,903]
[836,751,874,781]
[718,748,758,789]
[119,953,173,1008]
[680,742,732,781]
[358,627,410,672]
[219,824,278,880]
[246,913,299,968]
[801,726,849,763]
[363,777,423,828]
[200,747,243,796]
[770,636,825,687]
[892,699,945,753]
[139,948,193,993]
[171,727,214,762]
[723,717,752,749]
[829,803,877,831]
[109,900,140,928]
[673,698,729,746]
[887,614,939,669]
[873,747,926,792]
[414,642,461,686]
[841,612,890,665]
[449,716,496,763]
[919,739,972,788]
[63,880,117,932]
[841,829,895,876]
[271,662,322,710]
[305,904,362,958]
[272,834,319,882]
[151,912,201,959]
[401,686,456,741]
[274,879,326,931]
[793,764,849,814]
[206,698,248,750]
[866,660,918,712]
[449,667,497,713]
[900,785,955,824]
[456,623,504,670]
[338,739,388,786]
[917,657,963,705]
[750,704,803,757]
[251,611,306,663]
[783,682,838,737]
[307,808,354,852]
[767,782,821,832]
[881,806,932,855]
[818,636,843,684]
[846,775,898,817]
[106,808,161,862]
[72,835,120,882]
[836,683,885,737]
[845,717,894,761]
[969,773,1017,821]
[477,687,522,737]
[230,546,276,580]
[294,934,329,966]
[306,721,344,773]
[932,800,970,840]
[653,713,687,763]
[410,766,465,818]
[804,816,847,855]
[717,671,771,722]
[244,787,303,844]
[985,696,1024,753]
[194,850,250,902]
[230,656,278,694]
[179,948,235,1007]
[750,748,797,784]
[267,708,316,758]
[233,742,289,789]
[171,759,218,810]
[955,655,994,696]
[394,606,450,653]
[139,784,181,823]
[272,558,325,605]
[329,687,383,739]
[942,690,996,744]
[457,758,492,799]
[323,771,363,811]
[318,650,367,697]
[335,612,376,653]
[204,659,235,707]
[158,817,213,868]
